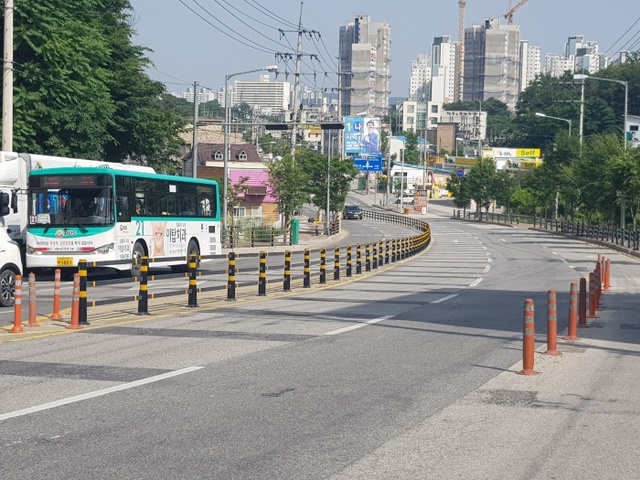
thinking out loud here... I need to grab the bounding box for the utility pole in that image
[192,81,199,178]
[290,1,304,158]
[2,0,14,151]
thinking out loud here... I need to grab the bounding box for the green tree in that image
[267,154,309,228]
[1,0,185,171]
[299,149,359,215]
[402,129,420,165]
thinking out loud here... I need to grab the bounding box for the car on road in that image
[342,205,363,220]
[395,196,414,205]
[0,227,22,307]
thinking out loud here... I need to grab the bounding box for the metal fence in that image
[451,209,640,254]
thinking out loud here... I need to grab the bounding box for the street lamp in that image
[574,73,629,228]
[573,74,628,150]
[223,65,278,237]
[535,112,572,137]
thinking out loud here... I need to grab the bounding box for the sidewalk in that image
[333,258,640,479]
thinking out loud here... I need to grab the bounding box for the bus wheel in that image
[130,241,146,277]
[172,239,200,273]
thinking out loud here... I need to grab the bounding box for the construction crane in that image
[503,0,529,24]
[455,0,466,102]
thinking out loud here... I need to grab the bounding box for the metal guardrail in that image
[70,210,432,314]
[451,209,640,254]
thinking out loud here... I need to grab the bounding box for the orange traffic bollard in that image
[564,282,580,341]
[545,289,561,355]
[10,275,24,334]
[517,298,539,376]
[28,272,39,327]
[578,277,588,328]
[50,268,62,320]
[604,258,611,291]
[66,273,82,330]
[587,272,598,319]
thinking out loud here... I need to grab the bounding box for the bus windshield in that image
[28,174,114,227]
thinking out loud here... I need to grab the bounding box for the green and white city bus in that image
[26,167,221,275]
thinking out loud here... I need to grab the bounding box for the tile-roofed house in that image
[182,143,280,226]
[228,169,279,225]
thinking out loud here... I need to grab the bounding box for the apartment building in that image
[338,15,391,117]
[463,18,521,110]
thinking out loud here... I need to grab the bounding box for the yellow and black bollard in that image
[78,259,89,325]
[320,248,327,284]
[303,249,311,288]
[258,251,267,296]
[346,245,352,277]
[188,253,198,307]
[334,247,340,281]
[391,239,397,263]
[378,241,384,267]
[385,240,390,265]
[356,244,362,274]
[137,256,149,315]
[372,242,378,269]
[283,250,291,292]
[365,243,371,272]
[227,252,236,301]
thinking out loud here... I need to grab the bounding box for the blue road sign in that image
[455,169,465,177]
[353,153,383,172]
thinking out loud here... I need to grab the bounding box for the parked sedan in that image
[342,205,363,220]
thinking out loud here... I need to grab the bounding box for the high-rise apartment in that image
[338,15,391,117]
[409,54,431,101]
[430,36,457,105]
[463,18,521,110]
[519,41,541,91]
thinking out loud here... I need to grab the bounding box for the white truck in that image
[0,199,21,307]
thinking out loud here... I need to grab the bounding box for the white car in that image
[395,196,414,205]
[0,227,22,307]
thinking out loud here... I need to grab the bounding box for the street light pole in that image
[534,112,572,137]
[574,74,629,228]
[223,65,278,237]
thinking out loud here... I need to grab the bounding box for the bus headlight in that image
[94,243,115,254]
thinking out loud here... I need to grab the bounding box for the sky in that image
[128,0,640,97]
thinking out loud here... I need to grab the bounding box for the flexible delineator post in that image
[50,268,62,320]
[518,298,539,376]
[10,275,24,334]
[545,289,560,355]
[565,282,579,340]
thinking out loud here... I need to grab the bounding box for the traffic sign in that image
[455,169,465,177]
[353,154,383,172]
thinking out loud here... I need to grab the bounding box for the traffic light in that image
[264,124,290,131]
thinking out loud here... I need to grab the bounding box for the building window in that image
[407,116,414,125]
[431,105,439,113]
[214,150,223,160]
[407,105,415,113]
[238,150,248,161]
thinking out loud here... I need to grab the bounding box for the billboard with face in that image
[344,117,381,156]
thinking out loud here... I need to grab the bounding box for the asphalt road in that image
[0,215,620,479]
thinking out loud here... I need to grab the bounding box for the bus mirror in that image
[0,192,9,216]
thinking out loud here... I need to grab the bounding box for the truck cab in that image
[0,193,23,307]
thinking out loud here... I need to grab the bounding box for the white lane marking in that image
[483,265,491,273]
[0,366,203,422]
[500,239,506,242]
[324,315,394,336]
[469,278,483,287]
[431,294,459,304]
[488,258,493,263]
